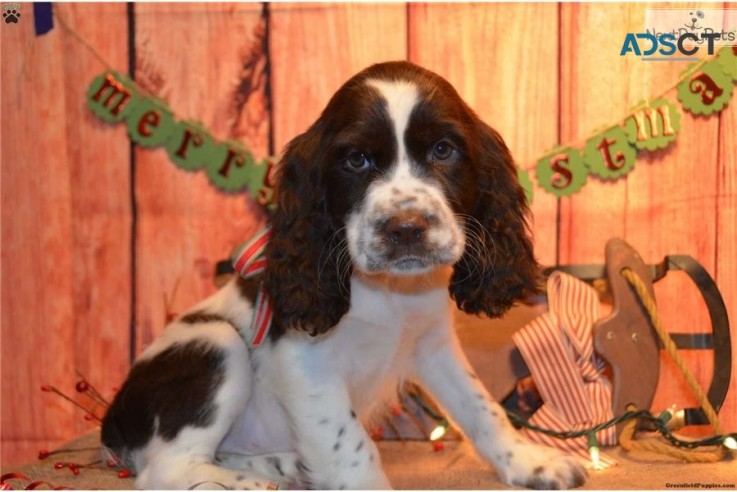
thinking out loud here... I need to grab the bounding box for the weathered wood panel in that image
[269,2,406,152]
[1,3,131,464]
[132,3,268,355]
[407,2,559,265]
[558,3,633,264]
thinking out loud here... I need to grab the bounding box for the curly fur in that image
[449,121,541,316]
[263,128,353,339]
[265,61,540,338]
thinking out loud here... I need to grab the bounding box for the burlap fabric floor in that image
[2,430,735,490]
[4,309,735,489]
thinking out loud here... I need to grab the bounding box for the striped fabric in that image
[231,227,272,346]
[512,272,617,467]
[233,227,271,278]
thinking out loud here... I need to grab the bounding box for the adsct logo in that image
[621,8,737,61]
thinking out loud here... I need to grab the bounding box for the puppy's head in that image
[264,61,540,338]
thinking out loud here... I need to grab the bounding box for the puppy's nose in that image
[382,212,429,245]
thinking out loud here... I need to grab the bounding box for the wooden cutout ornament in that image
[593,238,660,426]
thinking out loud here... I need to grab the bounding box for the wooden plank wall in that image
[408,3,560,265]
[559,2,725,430]
[132,3,268,354]
[2,2,735,465]
[1,3,132,463]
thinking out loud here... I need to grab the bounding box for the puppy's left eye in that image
[431,141,457,163]
[343,151,372,173]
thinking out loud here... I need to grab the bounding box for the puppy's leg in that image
[268,340,391,490]
[137,433,277,490]
[412,329,587,490]
[108,322,272,490]
[216,452,304,488]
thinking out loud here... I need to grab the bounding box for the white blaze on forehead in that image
[366,79,418,173]
[346,79,465,273]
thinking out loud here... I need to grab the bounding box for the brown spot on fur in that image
[179,311,229,324]
[236,275,260,304]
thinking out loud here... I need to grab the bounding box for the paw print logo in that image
[3,9,20,23]
[2,3,21,24]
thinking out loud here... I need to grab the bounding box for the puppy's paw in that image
[501,444,587,490]
[315,472,392,490]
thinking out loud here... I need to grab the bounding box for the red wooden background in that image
[2,2,735,465]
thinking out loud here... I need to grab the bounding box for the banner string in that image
[54,10,112,72]
[45,10,736,178]
[517,56,718,174]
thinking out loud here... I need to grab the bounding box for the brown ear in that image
[449,122,541,317]
[262,128,352,339]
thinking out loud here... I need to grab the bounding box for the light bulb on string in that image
[587,433,602,470]
[430,420,449,441]
[723,436,737,450]
[657,404,677,424]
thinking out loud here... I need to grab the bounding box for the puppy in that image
[101,61,587,490]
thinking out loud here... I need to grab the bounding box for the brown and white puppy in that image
[101,61,586,490]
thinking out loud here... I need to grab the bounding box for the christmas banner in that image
[88,47,737,206]
[529,47,737,203]
[86,72,276,206]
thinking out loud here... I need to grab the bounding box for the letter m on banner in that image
[87,72,141,122]
[624,98,681,151]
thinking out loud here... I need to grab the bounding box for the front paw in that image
[501,443,587,490]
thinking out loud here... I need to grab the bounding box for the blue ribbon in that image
[33,2,54,36]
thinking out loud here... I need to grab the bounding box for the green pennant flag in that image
[716,46,737,81]
[677,60,733,116]
[584,126,636,180]
[624,99,681,152]
[517,168,534,204]
[536,149,588,197]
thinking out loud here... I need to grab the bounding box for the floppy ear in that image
[449,121,541,318]
[262,127,352,339]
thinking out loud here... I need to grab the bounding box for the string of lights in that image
[406,384,736,467]
[517,406,737,449]
[507,407,736,468]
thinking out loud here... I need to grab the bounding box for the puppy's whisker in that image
[316,237,351,298]
[456,213,495,269]
[316,226,348,288]
[450,213,496,287]
[334,244,353,296]
[456,251,482,286]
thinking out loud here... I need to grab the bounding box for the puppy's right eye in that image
[344,151,372,173]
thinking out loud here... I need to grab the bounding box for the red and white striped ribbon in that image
[512,271,617,467]
[231,227,272,346]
